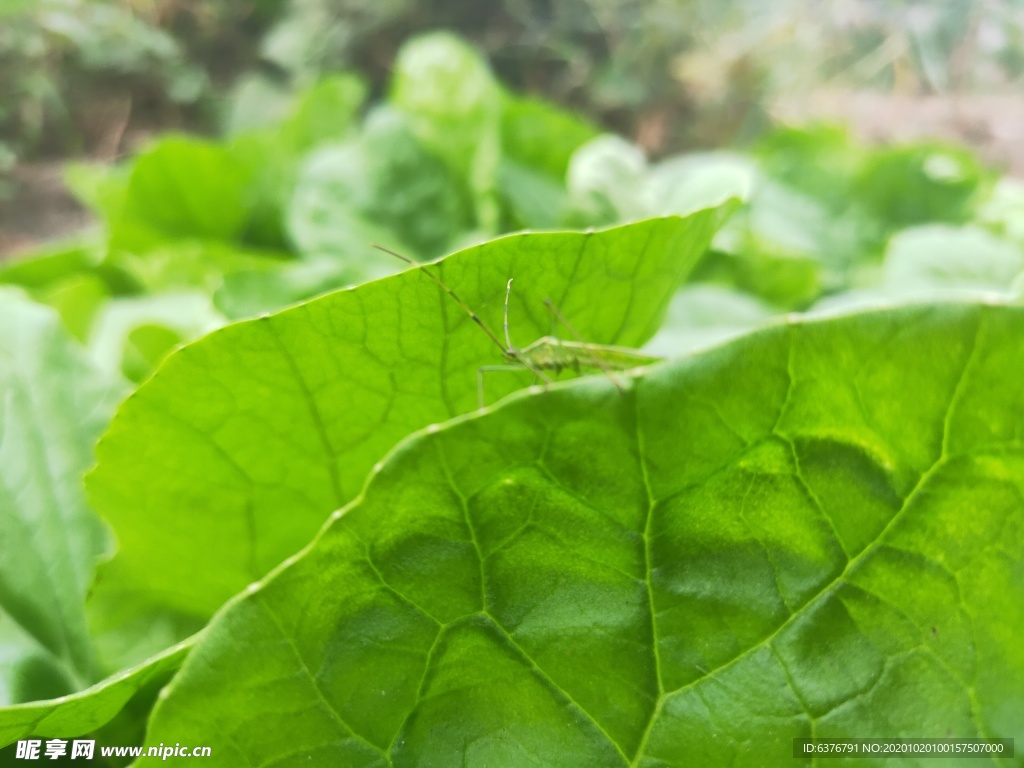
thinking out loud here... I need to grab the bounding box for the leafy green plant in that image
[2,26,1024,767]
[7,269,1024,763]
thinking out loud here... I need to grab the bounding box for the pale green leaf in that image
[0,290,126,702]
[643,283,777,356]
[0,638,191,746]
[86,292,225,382]
[391,32,503,230]
[884,225,1024,294]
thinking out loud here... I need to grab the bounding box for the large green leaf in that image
[143,301,1024,766]
[87,209,734,622]
[0,290,126,703]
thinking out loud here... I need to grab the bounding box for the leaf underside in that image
[0,291,126,704]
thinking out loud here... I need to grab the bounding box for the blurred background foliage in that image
[3,0,1022,167]
[0,0,1023,383]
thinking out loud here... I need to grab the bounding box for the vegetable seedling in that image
[373,244,661,406]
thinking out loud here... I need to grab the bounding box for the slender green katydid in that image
[373,245,662,407]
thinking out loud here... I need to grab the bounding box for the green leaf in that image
[391,32,503,230]
[497,160,569,230]
[226,130,296,250]
[883,225,1024,294]
[855,143,991,229]
[976,178,1024,244]
[33,272,110,343]
[705,179,839,308]
[562,143,755,232]
[358,107,474,258]
[752,124,864,213]
[86,292,225,382]
[647,152,754,221]
[0,238,103,291]
[500,94,600,181]
[0,290,126,703]
[286,142,404,259]
[109,239,291,297]
[223,74,293,136]
[281,74,367,154]
[0,239,114,342]
[110,136,252,252]
[643,283,777,356]
[287,107,473,260]
[0,237,136,301]
[143,302,1024,766]
[227,75,367,251]
[63,161,131,222]
[87,209,734,622]
[391,32,501,177]
[565,135,650,226]
[493,93,602,230]
[213,257,365,321]
[0,638,191,746]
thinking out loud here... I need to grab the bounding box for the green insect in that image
[375,245,662,407]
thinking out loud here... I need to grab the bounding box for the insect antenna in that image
[503,278,514,350]
[372,244,509,355]
[542,298,624,393]
[503,278,552,381]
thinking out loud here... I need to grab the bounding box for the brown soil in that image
[0,162,95,258]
